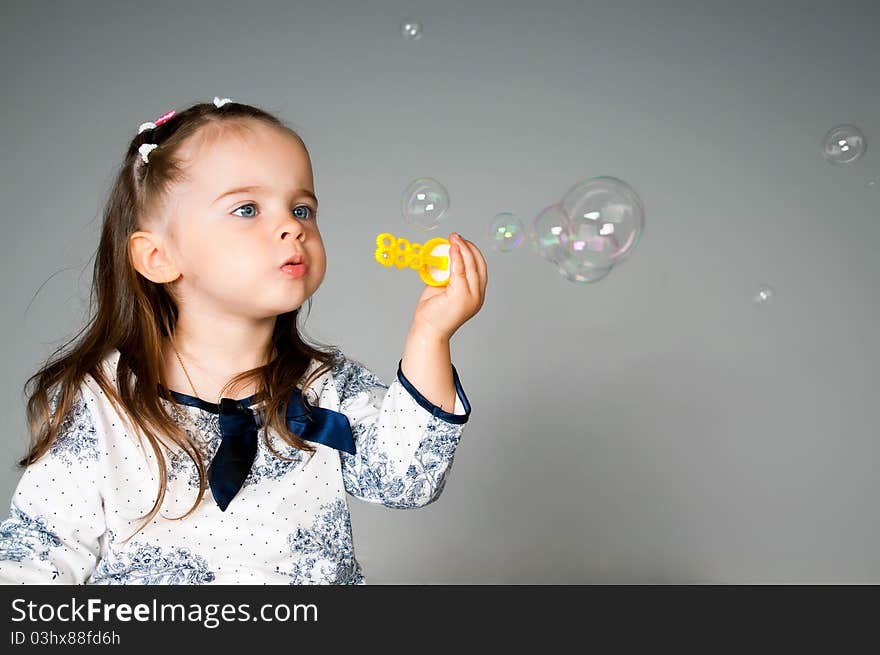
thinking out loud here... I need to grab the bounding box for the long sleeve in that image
[0,387,107,584]
[331,349,471,509]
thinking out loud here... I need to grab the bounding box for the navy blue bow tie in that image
[208,388,355,511]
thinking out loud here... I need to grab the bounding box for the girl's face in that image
[162,121,326,319]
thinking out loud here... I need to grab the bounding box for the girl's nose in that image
[279,214,306,240]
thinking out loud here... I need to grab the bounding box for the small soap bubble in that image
[487,212,525,252]
[531,203,574,264]
[868,179,877,188]
[560,176,645,270]
[401,177,449,230]
[400,19,422,40]
[822,124,866,164]
[753,284,774,305]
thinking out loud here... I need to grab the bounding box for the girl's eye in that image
[292,205,313,220]
[231,203,316,220]
[231,203,258,219]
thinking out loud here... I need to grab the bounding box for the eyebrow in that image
[212,185,318,205]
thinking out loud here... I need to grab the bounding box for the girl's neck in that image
[162,338,268,403]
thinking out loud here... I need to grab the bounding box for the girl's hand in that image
[408,232,488,342]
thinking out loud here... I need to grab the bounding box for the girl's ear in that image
[128,231,181,283]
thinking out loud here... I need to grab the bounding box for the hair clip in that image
[137,109,177,135]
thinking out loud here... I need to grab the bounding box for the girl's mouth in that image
[280,263,307,278]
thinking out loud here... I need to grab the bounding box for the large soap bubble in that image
[822,124,866,164]
[559,176,645,271]
[401,177,449,230]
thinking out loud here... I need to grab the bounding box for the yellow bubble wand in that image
[374,232,452,287]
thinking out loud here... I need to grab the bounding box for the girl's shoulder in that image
[322,347,373,385]
[95,347,122,387]
[39,356,115,467]
[326,346,366,380]
[77,348,146,440]
[52,348,118,414]
[324,348,389,405]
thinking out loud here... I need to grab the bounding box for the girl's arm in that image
[331,348,471,509]
[0,388,106,583]
[332,234,483,508]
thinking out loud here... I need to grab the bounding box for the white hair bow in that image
[138,143,158,164]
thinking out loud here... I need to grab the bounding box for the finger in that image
[449,238,467,288]
[463,239,488,296]
[452,233,478,297]
[457,236,487,299]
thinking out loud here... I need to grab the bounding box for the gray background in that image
[1,0,878,583]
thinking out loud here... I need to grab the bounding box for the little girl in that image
[0,96,487,584]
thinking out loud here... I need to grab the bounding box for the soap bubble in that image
[753,285,774,305]
[400,19,422,40]
[531,203,574,263]
[556,258,613,284]
[488,212,525,252]
[822,124,866,164]
[560,176,645,270]
[402,177,449,230]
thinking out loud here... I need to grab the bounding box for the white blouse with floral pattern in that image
[0,347,471,584]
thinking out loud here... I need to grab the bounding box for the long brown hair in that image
[19,99,336,541]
